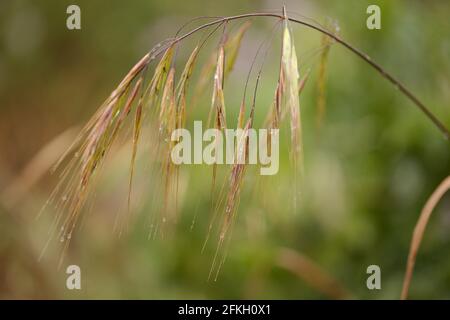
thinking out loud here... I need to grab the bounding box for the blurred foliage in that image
[0,0,450,299]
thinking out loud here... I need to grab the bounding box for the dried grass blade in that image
[401,176,450,300]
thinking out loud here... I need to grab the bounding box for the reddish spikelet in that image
[195,22,250,102]
[176,46,199,128]
[210,119,251,280]
[42,46,176,262]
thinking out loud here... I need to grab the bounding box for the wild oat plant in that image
[41,9,450,293]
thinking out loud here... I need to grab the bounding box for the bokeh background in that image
[1,0,450,299]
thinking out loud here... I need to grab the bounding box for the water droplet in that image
[59,236,65,242]
[62,195,68,202]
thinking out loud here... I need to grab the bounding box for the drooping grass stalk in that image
[170,11,450,139]
[44,8,450,270]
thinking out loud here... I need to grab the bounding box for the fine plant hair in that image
[42,8,450,284]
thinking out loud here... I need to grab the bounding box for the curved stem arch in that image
[159,12,449,139]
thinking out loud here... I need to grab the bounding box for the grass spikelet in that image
[42,46,175,261]
[153,46,201,232]
[159,68,176,128]
[224,21,251,73]
[210,46,226,128]
[281,11,303,205]
[127,85,144,224]
[54,94,122,265]
[316,32,332,131]
[208,45,227,210]
[278,69,310,124]
[156,67,178,232]
[263,79,283,130]
[176,46,199,128]
[51,53,152,174]
[237,101,246,129]
[210,119,251,280]
[298,68,310,95]
[112,79,142,140]
[144,46,175,114]
[195,23,250,100]
[263,54,301,131]
[193,51,216,102]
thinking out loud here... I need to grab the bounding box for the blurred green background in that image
[0,0,450,299]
